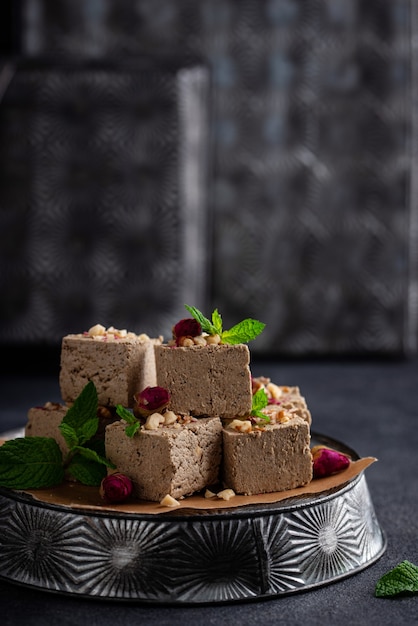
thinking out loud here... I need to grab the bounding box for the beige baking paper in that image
[18,457,376,515]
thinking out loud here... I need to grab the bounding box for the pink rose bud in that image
[312,445,351,478]
[100,473,133,503]
[134,386,170,416]
[173,318,202,344]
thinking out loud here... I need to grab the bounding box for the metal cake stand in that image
[0,432,386,604]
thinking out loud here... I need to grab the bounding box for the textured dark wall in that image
[1,0,417,356]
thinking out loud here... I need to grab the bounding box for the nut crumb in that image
[160,494,180,507]
[204,489,216,498]
[227,419,252,433]
[217,488,236,501]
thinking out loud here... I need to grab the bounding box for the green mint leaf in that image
[59,380,99,447]
[126,422,141,438]
[116,404,137,425]
[251,388,270,422]
[252,388,269,412]
[252,411,270,422]
[71,445,115,469]
[66,452,108,486]
[221,318,266,345]
[0,437,64,489]
[58,422,79,449]
[375,560,418,597]
[116,404,141,437]
[184,304,218,335]
[184,305,265,344]
[211,309,223,335]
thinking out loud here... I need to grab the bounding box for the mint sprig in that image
[251,388,270,422]
[59,380,99,447]
[58,381,114,484]
[375,560,418,597]
[0,381,115,490]
[185,304,265,344]
[0,437,64,489]
[116,404,141,438]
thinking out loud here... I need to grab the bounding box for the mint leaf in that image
[251,388,270,422]
[211,309,223,335]
[58,422,79,449]
[0,437,64,489]
[116,404,137,425]
[71,445,115,468]
[375,561,418,597]
[116,404,141,438]
[185,304,265,344]
[125,423,141,438]
[184,304,218,335]
[221,319,266,345]
[66,453,108,486]
[0,383,116,489]
[59,380,98,447]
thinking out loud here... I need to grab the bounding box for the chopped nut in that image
[266,382,283,400]
[193,335,207,346]
[88,323,106,336]
[160,494,180,507]
[43,401,62,410]
[144,412,165,430]
[277,409,290,423]
[204,489,217,498]
[138,332,151,341]
[206,333,221,345]
[97,405,114,419]
[163,410,178,425]
[227,419,253,433]
[217,488,235,501]
[261,405,292,425]
[179,336,195,347]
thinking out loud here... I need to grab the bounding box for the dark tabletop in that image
[0,356,417,626]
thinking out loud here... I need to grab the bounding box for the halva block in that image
[154,343,252,419]
[59,324,161,407]
[25,403,69,456]
[105,416,223,502]
[222,416,313,495]
[25,402,118,456]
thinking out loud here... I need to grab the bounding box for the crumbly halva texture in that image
[154,343,252,419]
[259,397,312,427]
[25,403,70,456]
[222,416,313,495]
[105,416,223,502]
[25,402,118,456]
[252,377,312,425]
[59,327,161,407]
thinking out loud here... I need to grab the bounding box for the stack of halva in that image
[25,317,313,503]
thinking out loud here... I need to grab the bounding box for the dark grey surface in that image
[1,357,417,625]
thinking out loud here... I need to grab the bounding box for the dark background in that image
[1,0,417,367]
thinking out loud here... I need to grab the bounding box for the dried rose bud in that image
[133,385,170,417]
[100,473,133,503]
[173,318,202,345]
[312,445,351,478]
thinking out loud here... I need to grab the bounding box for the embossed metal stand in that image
[0,444,386,603]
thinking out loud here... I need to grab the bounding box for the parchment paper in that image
[20,457,376,515]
